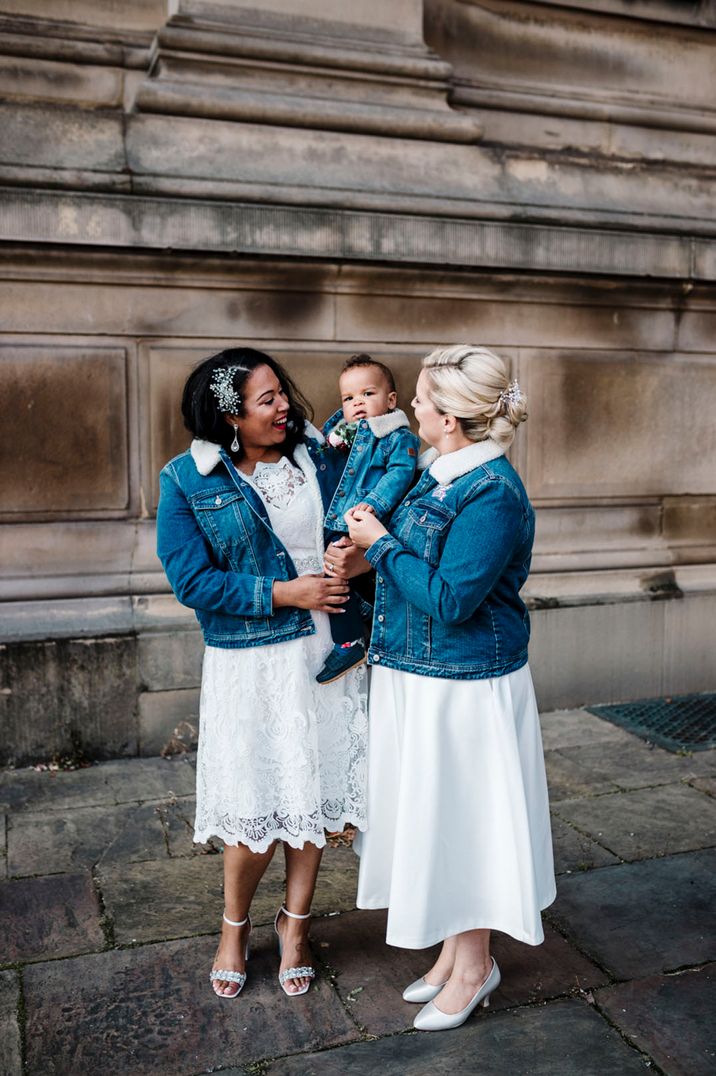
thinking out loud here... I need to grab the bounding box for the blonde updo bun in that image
[422,344,527,450]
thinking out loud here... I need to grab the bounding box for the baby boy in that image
[317,354,420,684]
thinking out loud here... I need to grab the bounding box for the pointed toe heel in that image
[413,958,501,1031]
[402,976,448,1004]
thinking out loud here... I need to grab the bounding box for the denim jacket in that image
[156,430,343,649]
[364,440,534,680]
[322,408,420,534]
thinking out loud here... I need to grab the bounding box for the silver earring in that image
[230,424,240,453]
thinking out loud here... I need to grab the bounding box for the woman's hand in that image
[273,575,348,614]
[324,536,371,579]
[345,507,388,550]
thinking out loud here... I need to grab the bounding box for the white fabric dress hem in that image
[195,815,367,854]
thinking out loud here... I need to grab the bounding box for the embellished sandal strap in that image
[279,965,315,984]
[209,969,247,984]
[223,912,249,927]
[280,906,311,920]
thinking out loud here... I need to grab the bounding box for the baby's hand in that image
[352,502,375,515]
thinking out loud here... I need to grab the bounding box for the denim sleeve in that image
[365,479,523,625]
[361,429,420,519]
[156,467,275,618]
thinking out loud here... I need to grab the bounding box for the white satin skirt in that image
[354,662,556,949]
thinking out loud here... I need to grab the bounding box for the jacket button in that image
[338,489,344,496]
[378,614,385,622]
[215,496,222,505]
[404,500,411,506]
[320,463,326,471]
[348,468,355,475]
[372,653,381,662]
[378,576,384,584]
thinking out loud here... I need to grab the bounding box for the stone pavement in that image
[1,709,715,1076]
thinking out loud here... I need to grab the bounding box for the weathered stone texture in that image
[0,637,138,765]
[0,345,129,513]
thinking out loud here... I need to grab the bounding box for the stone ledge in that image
[1,189,714,279]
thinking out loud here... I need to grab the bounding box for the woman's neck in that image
[433,432,472,456]
[235,444,284,475]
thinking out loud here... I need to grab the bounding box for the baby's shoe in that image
[316,642,366,685]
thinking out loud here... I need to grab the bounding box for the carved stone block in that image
[0,346,129,514]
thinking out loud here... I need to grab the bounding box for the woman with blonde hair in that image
[337,344,555,1031]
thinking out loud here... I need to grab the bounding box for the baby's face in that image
[339,365,397,422]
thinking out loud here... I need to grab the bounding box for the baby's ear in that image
[388,391,397,409]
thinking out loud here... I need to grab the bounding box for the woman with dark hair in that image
[157,347,367,1000]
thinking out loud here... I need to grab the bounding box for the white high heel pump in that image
[209,912,251,999]
[402,975,449,1004]
[274,905,316,996]
[413,958,501,1031]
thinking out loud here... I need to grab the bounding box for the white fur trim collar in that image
[367,409,410,438]
[190,425,325,477]
[429,440,504,485]
[191,439,222,476]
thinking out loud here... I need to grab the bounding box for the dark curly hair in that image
[181,347,313,458]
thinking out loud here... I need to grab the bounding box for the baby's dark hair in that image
[341,353,396,394]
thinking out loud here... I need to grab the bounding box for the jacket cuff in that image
[365,534,400,566]
[362,492,390,518]
[255,575,274,616]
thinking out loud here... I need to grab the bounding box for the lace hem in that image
[194,811,367,853]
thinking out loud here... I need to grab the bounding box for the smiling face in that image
[339,364,397,422]
[224,364,289,451]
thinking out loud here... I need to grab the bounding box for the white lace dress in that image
[194,455,368,851]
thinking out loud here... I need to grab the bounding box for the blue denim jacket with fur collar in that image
[156,430,343,649]
[365,439,534,680]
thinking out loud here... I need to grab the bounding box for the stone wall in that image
[1,0,715,763]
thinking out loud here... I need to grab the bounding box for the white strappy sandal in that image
[274,905,316,996]
[209,912,251,999]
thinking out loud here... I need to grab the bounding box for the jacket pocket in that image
[405,502,453,564]
[192,489,262,567]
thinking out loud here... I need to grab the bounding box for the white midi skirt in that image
[354,662,556,949]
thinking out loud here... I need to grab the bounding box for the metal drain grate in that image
[587,693,716,753]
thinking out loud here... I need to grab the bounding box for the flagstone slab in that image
[98,845,359,945]
[597,964,716,1076]
[0,755,196,813]
[1,872,104,962]
[23,932,360,1076]
[689,775,716,797]
[540,710,636,752]
[554,739,716,791]
[0,970,22,1076]
[8,801,169,877]
[311,909,607,1037]
[543,750,621,803]
[266,998,647,1075]
[550,815,619,875]
[549,850,716,978]
[552,782,716,860]
[0,764,116,813]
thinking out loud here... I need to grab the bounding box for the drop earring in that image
[230,424,240,453]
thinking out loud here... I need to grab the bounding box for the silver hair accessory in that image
[210,366,242,413]
[230,424,240,453]
[499,379,523,409]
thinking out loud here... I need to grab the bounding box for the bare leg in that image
[212,841,277,997]
[433,928,492,1015]
[423,934,458,985]
[276,842,324,993]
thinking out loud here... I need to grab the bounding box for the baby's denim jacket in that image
[322,408,420,534]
